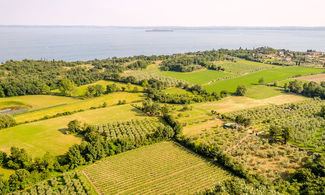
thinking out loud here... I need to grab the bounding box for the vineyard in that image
[226,98,325,154]
[11,172,97,195]
[83,142,231,194]
[91,118,165,140]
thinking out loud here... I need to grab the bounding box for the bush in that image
[0,114,16,130]
[236,85,247,96]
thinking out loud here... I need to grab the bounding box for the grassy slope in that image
[84,142,231,194]
[0,104,147,157]
[204,66,325,93]
[160,70,231,84]
[14,92,144,123]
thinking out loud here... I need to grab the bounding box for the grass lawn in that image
[245,85,285,99]
[83,142,231,194]
[0,104,147,157]
[14,92,144,123]
[160,69,231,84]
[204,66,325,93]
[214,60,276,74]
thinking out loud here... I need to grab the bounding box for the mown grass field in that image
[83,142,231,195]
[214,60,276,74]
[0,104,148,157]
[160,69,231,84]
[0,95,80,111]
[204,66,325,93]
[245,85,285,99]
[14,92,144,123]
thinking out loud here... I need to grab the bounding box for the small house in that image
[223,122,237,129]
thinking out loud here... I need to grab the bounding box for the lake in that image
[0,26,324,62]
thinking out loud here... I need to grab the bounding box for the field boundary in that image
[82,170,102,195]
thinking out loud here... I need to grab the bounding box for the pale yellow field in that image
[295,73,325,83]
[183,119,223,136]
[193,94,307,113]
[14,92,144,123]
[0,95,80,110]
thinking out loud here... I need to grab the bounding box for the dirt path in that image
[82,170,103,195]
[116,162,205,195]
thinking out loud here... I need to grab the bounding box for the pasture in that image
[83,142,231,195]
[204,66,324,93]
[160,69,231,84]
[0,104,148,157]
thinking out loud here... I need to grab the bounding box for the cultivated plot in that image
[83,142,231,194]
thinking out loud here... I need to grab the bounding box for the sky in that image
[0,0,325,26]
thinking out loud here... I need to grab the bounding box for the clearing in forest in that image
[83,142,231,195]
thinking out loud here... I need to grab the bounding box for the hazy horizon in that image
[1,0,324,26]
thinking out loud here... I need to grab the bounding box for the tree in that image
[235,115,251,127]
[86,84,104,97]
[0,114,16,130]
[269,125,282,141]
[68,120,82,133]
[282,126,293,144]
[59,78,75,96]
[220,90,228,98]
[236,85,247,96]
[106,84,118,93]
[258,77,265,84]
[8,169,30,191]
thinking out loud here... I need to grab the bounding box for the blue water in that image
[0,26,324,62]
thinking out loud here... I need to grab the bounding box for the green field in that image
[14,92,144,123]
[245,85,285,99]
[214,60,276,74]
[83,142,231,194]
[0,104,148,157]
[160,69,231,84]
[204,66,325,93]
